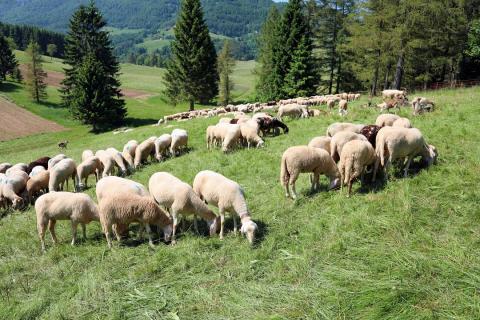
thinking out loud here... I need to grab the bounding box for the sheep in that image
[240,120,264,148]
[81,150,95,162]
[375,114,400,127]
[193,170,258,244]
[95,150,115,178]
[148,172,220,244]
[326,99,336,110]
[122,140,138,169]
[221,124,242,152]
[29,165,46,178]
[35,192,99,252]
[412,97,435,115]
[154,134,172,161]
[1,171,28,209]
[277,104,309,119]
[330,131,368,162]
[360,125,381,148]
[134,138,155,168]
[280,146,341,199]
[326,122,365,137]
[382,89,407,100]
[49,158,77,192]
[338,140,376,196]
[170,129,188,156]
[307,136,331,154]
[26,170,50,204]
[0,163,12,174]
[338,99,348,116]
[76,156,102,191]
[206,125,218,149]
[6,163,28,175]
[48,154,67,170]
[218,117,233,124]
[27,157,50,174]
[0,173,8,209]
[373,127,438,180]
[392,117,412,128]
[106,147,128,176]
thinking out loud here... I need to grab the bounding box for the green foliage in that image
[283,35,317,97]
[61,2,126,131]
[0,34,19,82]
[25,41,47,103]
[164,0,218,110]
[467,19,480,58]
[218,40,236,106]
[46,43,57,59]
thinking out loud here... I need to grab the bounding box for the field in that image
[0,68,479,319]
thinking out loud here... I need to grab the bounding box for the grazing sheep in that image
[382,89,407,100]
[257,117,289,136]
[240,120,264,148]
[280,146,341,199]
[338,140,376,196]
[206,125,218,149]
[0,173,8,209]
[326,99,336,110]
[1,171,28,209]
[76,156,102,191]
[193,170,258,244]
[134,138,156,168]
[360,125,381,148]
[26,170,50,204]
[6,163,28,175]
[35,192,99,251]
[170,129,188,156]
[49,158,77,192]
[48,154,67,170]
[326,122,365,137]
[330,131,368,162]
[27,157,50,174]
[149,172,220,244]
[29,165,46,178]
[373,127,438,180]
[392,117,412,128]
[218,117,233,124]
[106,147,128,176]
[122,140,138,169]
[338,99,348,116]
[154,134,172,161]
[0,163,12,174]
[81,150,95,162]
[412,97,435,115]
[375,114,400,127]
[307,136,331,154]
[95,150,115,178]
[277,104,309,119]
[218,124,241,152]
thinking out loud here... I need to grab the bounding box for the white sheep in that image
[35,192,99,251]
[26,170,49,204]
[392,117,412,128]
[95,150,115,178]
[280,146,341,199]
[170,129,188,156]
[48,154,67,170]
[1,171,28,209]
[106,147,128,176]
[338,99,348,116]
[221,124,242,152]
[122,140,138,169]
[338,140,376,196]
[373,127,438,180]
[330,131,368,162]
[326,122,365,137]
[148,172,220,244]
[0,163,12,174]
[49,158,77,192]
[206,125,218,149]
[240,120,264,148]
[29,165,46,178]
[277,104,309,119]
[307,136,331,154]
[193,170,258,244]
[375,114,400,127]
[81,150,95,162]
[218,117,233,124]
[134,138,155,168]
[76,156,102,191]
[382,89,407,100]
[154,134,172,161]
[5,163,28,175]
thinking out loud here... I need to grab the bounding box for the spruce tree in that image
[164,0,218,111]
[218,40,236,106]
[25,41,47,102]
[0,34,18,83]
[283,36,317,97]
[61,2,126,130]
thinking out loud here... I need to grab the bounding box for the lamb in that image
[280,146,341,199]
[307,136,331,154]
[81,150,95,162]
[154,134,172,161]
[338,99,348,116]
[49,158,77,192]
[0,163,12,174]
[338,140,376,196]
[26,170,50,204]
[277,104,309,119]
[27,157,50,174]
[240,120,264,148]
[170,129,188,156]
[106,147,128,176]
[375,114,400,127]
[326,122,365,137]
[76,156,102,191]
[134,138,156,168]
[1,171,28,209]
[392,117,412,128]
[122,140,138,169]
[29,165,46,178]
[193,170,258,244]
[35,192,99,251]
[48,154,67,170]
[373,127,438,180]
[330,131,368,162]
[148,172,220,244]
[95,150,115,178]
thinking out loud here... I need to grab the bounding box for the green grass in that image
[15,50,65,73]
[0,84,479,318]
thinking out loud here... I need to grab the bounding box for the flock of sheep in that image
[0,89,438,251]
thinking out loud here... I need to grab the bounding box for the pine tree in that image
[46,43,57,60]
[0,34,18,83]
[61,2,126,130]
[25,41,47,102]
[283,35,317,97]
[217,40,236,106]
[164,0,218,111]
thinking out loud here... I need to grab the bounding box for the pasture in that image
[0,80,479,318]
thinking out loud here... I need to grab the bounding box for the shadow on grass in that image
[124,117,158,127]
[38,99,64,109]
[0,81,21,93]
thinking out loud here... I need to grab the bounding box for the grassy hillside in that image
[0,85,479,318]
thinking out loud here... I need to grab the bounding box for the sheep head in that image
[241,220,258,244]
[162,224,173,242]
[208,216,221,236]
[329,177,341,190]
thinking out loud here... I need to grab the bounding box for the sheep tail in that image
[344,155,354,185]
[376,135,386,167]
[280,155,289,186]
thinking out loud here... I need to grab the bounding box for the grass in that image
[0,82,479,318]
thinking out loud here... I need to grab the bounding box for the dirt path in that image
[19,65,153,99]
[0,97,64,142]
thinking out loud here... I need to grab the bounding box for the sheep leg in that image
[144,224,155,248]
[284,183,291,199]
[233,214,238,235]
[38,222,47,252]
[48,219,58,244]
[71,222,78,246]
[171,210,179,245]
[105,224,113,249]
[193,214,199,234]
[289,173,299,199]
[372,158,380,182]
[81,223,87,241]
[348,180,353,197]
[403,156,414,177]
[219,208,225,240]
